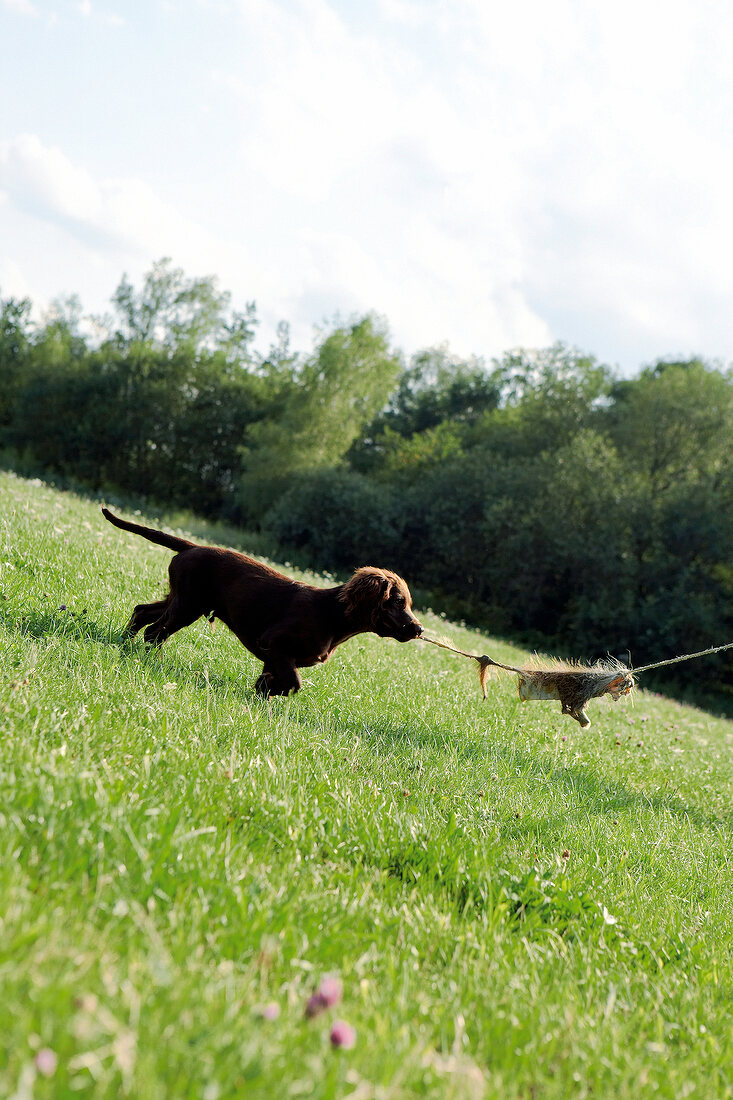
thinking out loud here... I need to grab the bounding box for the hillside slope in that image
[1,470,732,1099]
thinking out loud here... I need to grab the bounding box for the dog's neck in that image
[327,584,374,640]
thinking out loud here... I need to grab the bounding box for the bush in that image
[263,468,402,572]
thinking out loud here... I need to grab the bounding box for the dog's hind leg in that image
[126,598,169,637]
[143,598,204,646]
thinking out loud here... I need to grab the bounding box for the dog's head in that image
[339,567,423,642]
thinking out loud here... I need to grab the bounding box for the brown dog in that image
[102,508,423,696]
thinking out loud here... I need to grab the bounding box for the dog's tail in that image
[101,508,196,553]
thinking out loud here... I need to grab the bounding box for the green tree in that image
[91,261,263,507]
[239,315,401,521]
[7,266,267,510]
[7,302,98,479]
[264,468,402,571]
[468,344,612,459]
[109,258,257,356]
[0,294,32,440]
[349,346,500,473]
[606,359,733,492]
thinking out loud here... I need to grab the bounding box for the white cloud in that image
[0,257,35,301]
[2,0,37,14]
[0,135,259,334]
[376,0,425,27]
[217,0,552,355]
[1,134,104,225]
[1,0,733,368]
[0,134,214,260]
[74,1,124,26]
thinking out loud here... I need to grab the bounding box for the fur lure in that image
[419,636,733,727]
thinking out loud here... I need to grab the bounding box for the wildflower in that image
[34,1049,57,1076]
[319,977,342,1006]
[305,976,342,1018]
[330,1020,356,1049]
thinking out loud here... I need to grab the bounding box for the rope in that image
[420,634,733,677]
[419,634,521,672]
[632,640,733,674]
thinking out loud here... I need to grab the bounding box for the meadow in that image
[1,468,732,1099]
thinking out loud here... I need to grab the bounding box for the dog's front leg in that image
[255,661,302,697]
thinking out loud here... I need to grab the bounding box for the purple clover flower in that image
[330,1020,356,1049]
[305,976,342,1018]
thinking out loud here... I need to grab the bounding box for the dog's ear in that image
[339,567,392,616]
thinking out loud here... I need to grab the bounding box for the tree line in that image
[1,260,731,701]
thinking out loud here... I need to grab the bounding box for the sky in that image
[1,0,733,373]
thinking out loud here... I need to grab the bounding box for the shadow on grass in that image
[1,604,128,647]
[0,605,260,701]
[5,458,733,718]
[338,710,733,838]
[4,603,733,837]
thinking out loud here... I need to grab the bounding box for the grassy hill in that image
[1,469,732,1099]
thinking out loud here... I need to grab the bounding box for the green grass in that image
[1,469,733,1099]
